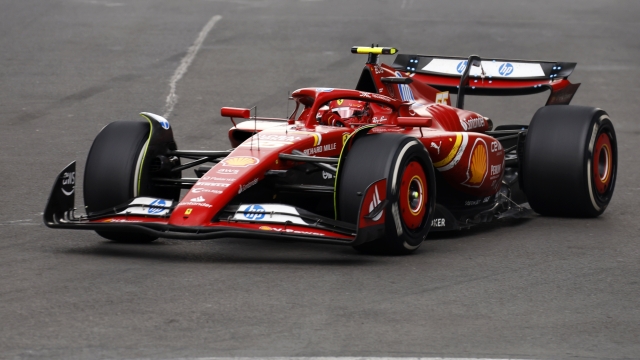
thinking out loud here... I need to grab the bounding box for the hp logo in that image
[158,118,170,130]
[456,61,468,73]
[499,63,514,76]
[148,199,166,214]
[243,204,265,220]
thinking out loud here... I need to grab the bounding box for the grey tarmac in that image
[0,0,639,359]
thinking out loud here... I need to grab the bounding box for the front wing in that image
[44,162,383,246]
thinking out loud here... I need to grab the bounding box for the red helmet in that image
[321,99,370,126]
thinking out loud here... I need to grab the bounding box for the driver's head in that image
[321,99,370,126]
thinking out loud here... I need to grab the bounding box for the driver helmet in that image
[321,99,370,126]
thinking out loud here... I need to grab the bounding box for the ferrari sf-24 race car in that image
[44,47,618,254]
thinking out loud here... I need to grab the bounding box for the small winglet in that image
[43,161,76,226]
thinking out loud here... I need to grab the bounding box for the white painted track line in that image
[163,14,222,118]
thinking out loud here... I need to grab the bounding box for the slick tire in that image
[522,105,617,217]
[337,133,436,255]
[84,120,177,243]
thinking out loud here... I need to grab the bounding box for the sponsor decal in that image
[242,204,266,220]
[61,171,75,196]
[239,140,293,148]
[220,156,259,167]
[422,59,545,78]
[456,60,468,74]
[217,168,239,175]
[191,188,222,194]
[258,225,325,236]
[372,116,387,124]
[372,93,388,100]
[483,196,491,203]
[196,182,230,188]
[359,92,372,98]
[148,199,167,214]
[490,141,502,152]
[316,88,334,93]
[181,202,212,208]
[368,185,383,221]
[465,200,481,206]
[201,176,234,182]
[190,196,205,202]
[462,139,488,188]
[103,218,141,223]
[431,218,446,227]
[257,134,302,142]
[373,65,384,74]
[303,143,336,155]
[304,146,322,155]
[322,171,333,180]
[430,141,442,154]
[232,204,307,225]
[490,164,502,176]
[117,197,173,216]
[157,117,170,130]
[435,91,449,105]
[184,208,193,215]
[499,62,514,76]
[460,116,485,131]
[238,178,258,194]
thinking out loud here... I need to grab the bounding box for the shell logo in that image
[463,139,488,187]
[259,226,272,231]
[221,156,259,167]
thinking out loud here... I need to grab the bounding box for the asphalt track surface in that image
[1,0,639,359]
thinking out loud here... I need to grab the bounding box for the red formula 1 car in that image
[44,47,617,254]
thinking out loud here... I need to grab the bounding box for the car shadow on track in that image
[426,217,535,241]
[55,218,534,264]
[57,238,377,266]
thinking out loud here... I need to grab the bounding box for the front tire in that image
[337,133,436,254]
[522,105,617,217]
[84,120,179,243]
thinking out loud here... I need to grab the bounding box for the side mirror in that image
[221,107,251,119]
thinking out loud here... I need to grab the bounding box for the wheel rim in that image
[399,160,427,230]
[593,132,613,195]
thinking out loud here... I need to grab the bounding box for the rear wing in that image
[392,54,580,108]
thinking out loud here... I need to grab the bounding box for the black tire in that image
[84,120,179,243]
[337,133,436,254]
[522,105,617,217]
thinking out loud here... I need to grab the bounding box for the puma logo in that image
[431,141,442,154]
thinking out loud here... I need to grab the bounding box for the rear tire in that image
[84,120,179,243]
[522,105,617,217]
[337,133,436,254]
